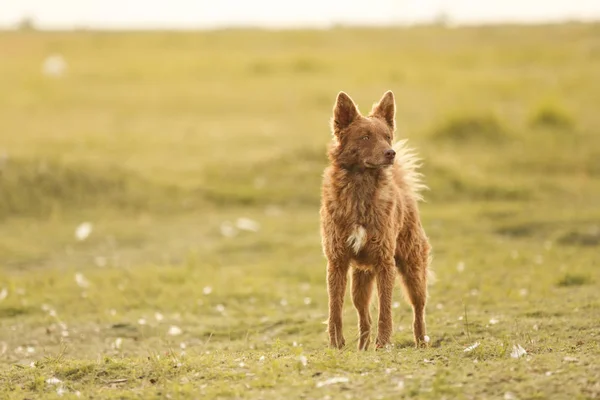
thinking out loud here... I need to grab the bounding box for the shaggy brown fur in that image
[320,90,431,350]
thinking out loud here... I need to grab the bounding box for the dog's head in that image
[329,91,396,170]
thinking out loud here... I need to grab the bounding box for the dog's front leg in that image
[327,260,349,349]
[352,269,375,350]
[375,260,396,349]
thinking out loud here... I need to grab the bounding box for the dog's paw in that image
[375,342,394,352]
[329,337,346,349]
[415,335,430,348]
[358,338,370,351]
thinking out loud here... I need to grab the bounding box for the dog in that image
[320,90,431,350]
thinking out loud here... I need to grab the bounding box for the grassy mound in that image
[529,103,574,130]
[0,158,180,219]
[431,113,509,144]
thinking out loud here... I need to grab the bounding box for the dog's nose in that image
[385,149,396,160]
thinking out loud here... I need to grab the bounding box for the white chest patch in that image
[347,225,367,254]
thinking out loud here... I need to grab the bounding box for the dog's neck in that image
[334,164,393,191]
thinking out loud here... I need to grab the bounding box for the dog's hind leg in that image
[327,260,349,349]
[352,269,375,350]
[396,243,430,347]
[399,265,428,347]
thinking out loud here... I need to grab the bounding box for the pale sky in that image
[1,0,600,29]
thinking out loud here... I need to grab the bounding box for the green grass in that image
[1,23,600,399]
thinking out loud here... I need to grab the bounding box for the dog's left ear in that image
[370,90,396,130]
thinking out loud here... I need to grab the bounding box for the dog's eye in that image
[386,134,391,140]
[362,135,370,140]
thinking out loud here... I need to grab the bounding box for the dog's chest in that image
[347,224,367,254]
[343,192,394,255]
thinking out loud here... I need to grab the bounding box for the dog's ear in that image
[370,90,395,130]
[332,91,359,133]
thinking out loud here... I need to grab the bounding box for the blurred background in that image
[1,1,599,398]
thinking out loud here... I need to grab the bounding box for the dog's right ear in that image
[332,91,359,134]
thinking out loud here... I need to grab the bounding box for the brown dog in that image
[320,90,431,350]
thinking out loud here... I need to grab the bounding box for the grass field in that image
[1,23,600,399]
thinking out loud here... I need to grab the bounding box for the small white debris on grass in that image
[61,330,69,337]
[303,297,311,305]
[300,283,311,291]
[154,312,164,322]
[109,309,117,316]
[396,379,405,390]
[75,273,90,288]
[280,299,288,307]
[424,335,430,343]
[219,221,238,238]
[534,255,543,265]
[56,386,67,396]
[168,326,182,336]
[42,54,67,78]
[26,346,35,354]
[238,362,245,367]
[436,303,443,310]
[180,342,187,350]
[46,377,62,385]
[563,356,578,363]
[215,304,225,313]
[94,256,107,267]
[470,289,479,296]
[138,318,147,325]
[254,176,267,189]
[504,392,517,400]
[259,355,265,362]
[545,371,553,376]
[457,261,465,272]
[533,324,539,331]
[29,361,36,368]
[393,301,400,309]
[202,286,212,295]
[519,288,528,297]
[464,342,480,352]
[75,222,93,241]
[297,354,308,367]
[0,288,7,301]
[113,338,123,350]
[510,344,527,358]
[236,217,260,232]
[264,205,283,217]
[489,317,500,325]
[75,391,81,397]
[316,376,349,388]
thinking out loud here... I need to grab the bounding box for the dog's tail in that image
[393,139,428,202]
